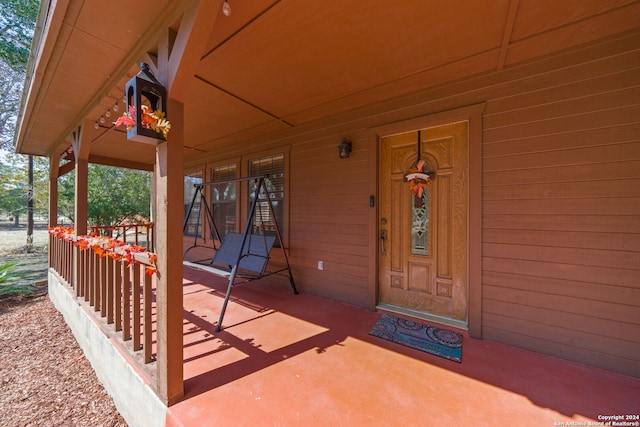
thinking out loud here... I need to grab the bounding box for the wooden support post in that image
[152,0,218,405]
[154,98,185,405]
[72,126,89,236]
[72,126,89,297]
[48,154,59,270]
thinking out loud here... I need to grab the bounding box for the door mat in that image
[369,313,463,363]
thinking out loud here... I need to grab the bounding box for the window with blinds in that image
[248,153,285,243]
[183,171,203,237]
[210,163,238,240]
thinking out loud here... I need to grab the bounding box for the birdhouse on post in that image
[124,63,169,144]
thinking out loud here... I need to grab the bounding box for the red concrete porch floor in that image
[166,265,639,426]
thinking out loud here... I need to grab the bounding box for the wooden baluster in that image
[83,248,90,301]
[115,260,123,332]
[65,240,70,282]
[63,240,69,282]
[51,237,56,273]
[60,239,64,275]
[106,255,114,324]
[71,241,75,285]
[143,271,153,363]
[87,249,96,307]
[94,251,101,312]
[133,264,141,351]
[123,263,131,341]
[77,246,82,297]
[99,255,107,317]
[60,239,65,280]
[55,238,59,275]
[58,238,62,275]
[64,240,73,286]
[60,239,63,279]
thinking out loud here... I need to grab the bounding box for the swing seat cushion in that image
[212,232,276,277]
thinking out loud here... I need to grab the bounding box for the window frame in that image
[209,161,240,241]
[243,149,290,247]
[183,168,204,238]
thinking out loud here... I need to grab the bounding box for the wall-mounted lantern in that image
[338,138,352,159]
[123,63,169,144]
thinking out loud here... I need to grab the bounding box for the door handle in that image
[380,229,387,256]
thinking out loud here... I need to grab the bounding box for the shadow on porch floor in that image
[166,266,639,426]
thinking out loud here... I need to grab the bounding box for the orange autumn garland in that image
[48,226,157,276]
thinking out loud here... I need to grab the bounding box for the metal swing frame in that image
[182,175,298,331]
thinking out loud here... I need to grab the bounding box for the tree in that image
[0,159,27,224]
[58,164,151,227]
[0,60,25,149]
[0,0,40,149]
[0,0,39,71]
[0,153,48,224]
[0,0,41,248]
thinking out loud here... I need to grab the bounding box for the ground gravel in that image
[0,295,128,427]
[0,224,127,426]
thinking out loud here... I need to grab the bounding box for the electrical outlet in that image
[317,260,324,270]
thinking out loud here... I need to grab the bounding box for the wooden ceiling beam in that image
[47,0,193,158]
[56,151,155,177]
[497,0,520,71]
[194,74,293,126]
[87,155,154,172]
[58,160,74,177]
[165,0,221,103]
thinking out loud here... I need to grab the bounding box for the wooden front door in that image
[379,122,469,323]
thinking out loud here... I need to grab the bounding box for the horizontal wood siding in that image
[289,137,371,307]
[185,33,640,376]
[482,45,640,376]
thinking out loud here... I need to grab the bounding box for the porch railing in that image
[48,225,156,369]
[89,222,155,252]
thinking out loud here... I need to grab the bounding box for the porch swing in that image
[182,175,298,331]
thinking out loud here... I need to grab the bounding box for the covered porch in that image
[173,267,640,426]
[48,249,639,426]
[15,1,640,424]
